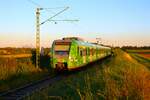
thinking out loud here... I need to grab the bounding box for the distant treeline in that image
[0,47,50,55]
[121,46,150,50]
[0,48,33,55]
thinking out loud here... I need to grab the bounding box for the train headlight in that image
[69,56,71,60]
[69,56,73,61]
[69,56,76,62]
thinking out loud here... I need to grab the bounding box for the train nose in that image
[55,62,68,71]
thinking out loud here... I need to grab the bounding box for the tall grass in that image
[69,74,93,100]
[100,65,150,100]
[97,49,150,100]
[0,57,48,92]
[129,53,150,69]
[72,49,150,99]
[0,58,38,80]
[30,49,150,100]
[0,48,51,93]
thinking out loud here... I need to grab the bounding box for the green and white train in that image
[51,37,111,71]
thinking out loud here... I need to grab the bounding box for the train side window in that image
[96,49,97,54]
[80,50,83,56]
[86,48,89,55]
[78,46,80,55]
[93,49,95,55]
[83,49,86,56]
[92,49,94,55]
[90,48,92,55]
[88,48,90,55]
[86,48,88,55]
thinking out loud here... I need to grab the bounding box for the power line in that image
[40,7,69,25]
[35,7,78,68]
[26,0,79,68]
[26,0,56,15]
[26,0,72,21]
[26,0,41,7]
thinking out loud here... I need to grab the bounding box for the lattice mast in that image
[36,8,40,68]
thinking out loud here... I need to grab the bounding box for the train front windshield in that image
[54,42,70,56]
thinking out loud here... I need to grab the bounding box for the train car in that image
[51,37,111,71]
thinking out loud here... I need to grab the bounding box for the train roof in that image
[53,37,111,49]
[62,37,83,41]
[74,40,111,49]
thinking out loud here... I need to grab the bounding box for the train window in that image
[93,49,95,55]
[55,51,69,55]
[55,45,70,51]
[80,50,83,56]
[94,49,96,55]
[88,48,90,55]
[83,49,86,56]
[78,47,80,55]
[93,49,94,55]
[90,49,92,55]
[96,49,98,54]
[86,48,88,55]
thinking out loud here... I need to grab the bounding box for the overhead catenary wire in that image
[26,0,56,15]
[26,0,79,68]
[26,0,41,7]
[26,0,69,15]
[26,0,79,27]
[40,7,70,25]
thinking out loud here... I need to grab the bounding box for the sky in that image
[0,0,150,47]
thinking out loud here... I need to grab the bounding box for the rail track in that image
[0,75,65,100]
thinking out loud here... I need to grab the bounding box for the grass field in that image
[139,53,150,59]
[1,48,150,99]
[0,54,32,58]
[0,48,51,93]
[30,48,150,100]
[0,57,50,93]
[125,49,150,69]
[126,49,150,53]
